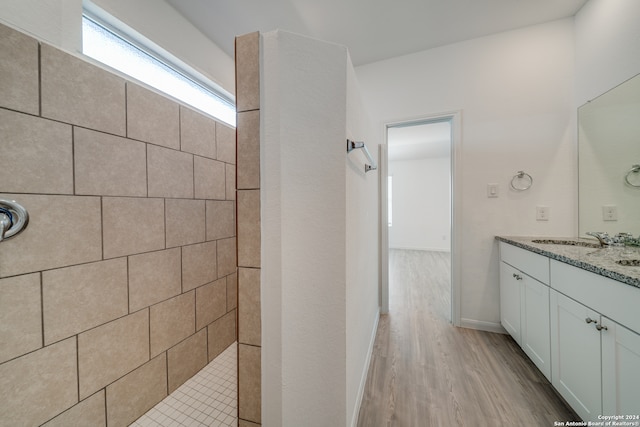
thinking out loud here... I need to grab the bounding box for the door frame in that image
[379,111,462,326]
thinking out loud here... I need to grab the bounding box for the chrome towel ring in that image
[510,171,533,191]
[624,164,640,187]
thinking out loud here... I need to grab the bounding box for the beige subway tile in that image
[180,106,216,158]
[227,272,238,311]
[238,268,261,346]
[0,109,73,194]
[127,83,179,149]
[165,199,205,248]
[194,156,226,200]
[216,122,236,164]
[43,391,106,427]
[0,23,39,114]
[0,273,41,363]
[129,248,181,312]
[167,329,207,393]
[235,32,260,112]
[0,338,77,426]
[239,343,261,423]
[41,43,126,136]
[207,310,236,361]
[0,194,102,277]
[78,310,149,399]
[102,197,165,259]
[182,241,217,292]
[43,258,128,345]
[106,355,167,427]
[237,190,261,268]
[206,200,235,241]
[237,110,260,189]
[217,237,237,278]
[150,292,195,357]
[196,278,227,331]
[226,164,236,200]
[147,145,194,198]
[74,127,147,197]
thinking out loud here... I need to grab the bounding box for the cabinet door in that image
[602,318,640,417]
[550,290,602,421]
[500,262,521,344]
[521,277,551,380]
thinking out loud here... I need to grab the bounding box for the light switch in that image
[487,183,499,198]
[536,206,549,221]
[603,205,618,221]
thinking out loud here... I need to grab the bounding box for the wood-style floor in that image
[357,249,578,426]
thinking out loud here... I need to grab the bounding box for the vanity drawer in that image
[500,242,549,285]
[551,260,640,333]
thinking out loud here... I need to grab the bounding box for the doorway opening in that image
[379,112,461,325]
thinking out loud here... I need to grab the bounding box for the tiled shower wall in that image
[0,22,237,426]
[235,32,262,426]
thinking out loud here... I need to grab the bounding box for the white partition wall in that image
[259,30,379,427]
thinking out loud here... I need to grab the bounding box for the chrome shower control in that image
[0,199,29,242]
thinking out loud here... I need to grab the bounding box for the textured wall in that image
[0,22,237,427]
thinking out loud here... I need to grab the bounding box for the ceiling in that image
[167,0,588,66]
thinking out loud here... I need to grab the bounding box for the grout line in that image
[38,42,42,117]
[39,272,44,349]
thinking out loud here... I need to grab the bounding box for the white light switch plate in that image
[487,183,499,198]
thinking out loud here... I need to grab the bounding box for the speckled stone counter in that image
[496,236,640,289]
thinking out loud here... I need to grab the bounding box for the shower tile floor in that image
[131,342,237,427]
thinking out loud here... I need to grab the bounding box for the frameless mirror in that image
[578,73,640,237]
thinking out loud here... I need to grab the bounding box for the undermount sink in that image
[616,259,640,266]
[531,239,601,249]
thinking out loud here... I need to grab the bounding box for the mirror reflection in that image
[578,73,640,237]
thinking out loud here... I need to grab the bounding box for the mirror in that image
[578,73,640,237]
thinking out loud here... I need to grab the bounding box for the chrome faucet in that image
[586,231,632,247]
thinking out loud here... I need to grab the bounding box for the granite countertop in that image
[496,236,640,289]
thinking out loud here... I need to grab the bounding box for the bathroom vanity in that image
[496,236,640,422]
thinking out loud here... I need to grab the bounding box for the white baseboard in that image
[389,246,451,252]
[350,308,380,427]
[460,318,507,334]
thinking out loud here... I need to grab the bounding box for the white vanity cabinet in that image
[550,259,640,421]
[550,289,602,421]
[499,240,640,420]
[602,318,640,417]
[499,242,551,379]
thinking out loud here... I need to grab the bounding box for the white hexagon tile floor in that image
[131,342,237,427]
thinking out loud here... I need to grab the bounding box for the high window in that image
[82,13,235,127]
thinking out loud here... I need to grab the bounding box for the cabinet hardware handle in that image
[585,317,596,324]
[596,324,608,331]
[512,273,523,280]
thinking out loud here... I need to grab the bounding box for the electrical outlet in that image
[603,205,618,221]
[536,206,549,221]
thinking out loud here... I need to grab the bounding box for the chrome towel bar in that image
[347,139,377,173]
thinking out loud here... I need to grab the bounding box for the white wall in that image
[0,0,83,52]
[345,62,380,427]
[261,30,379,427]
[0,0,235,95]
[357,19,576,328]
[574,0,640,106]
[389,157,451,251]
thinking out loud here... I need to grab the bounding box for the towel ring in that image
[510,171,533,191]
[624,164,640,187]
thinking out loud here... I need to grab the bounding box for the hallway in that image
[357,249,578,426]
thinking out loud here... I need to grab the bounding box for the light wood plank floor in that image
[357,249,578,426]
